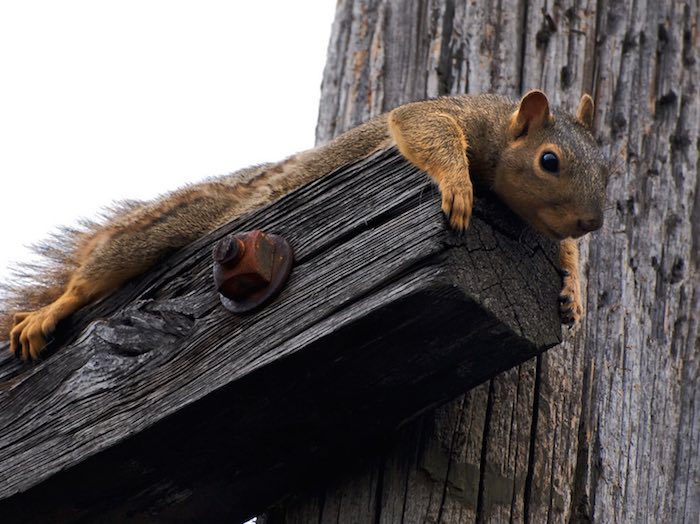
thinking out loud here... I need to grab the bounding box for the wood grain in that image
[0,149,561,523]
[274,0,699,522]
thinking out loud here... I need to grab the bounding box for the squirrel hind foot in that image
[8,282,92,361]
[9,309,52,361]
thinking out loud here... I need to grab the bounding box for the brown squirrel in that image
[1,90,607,361]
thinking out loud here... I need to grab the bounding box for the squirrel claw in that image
[440,182,473,232]
[559,273,583,326]
[560,308,576,326]
[9,309,52,361]
[558,294,573,304]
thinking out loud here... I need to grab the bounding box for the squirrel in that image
[1,90,607,361]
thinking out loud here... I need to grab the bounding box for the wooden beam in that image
[0,149,562,522]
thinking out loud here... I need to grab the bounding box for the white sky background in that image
[0,1,336,282]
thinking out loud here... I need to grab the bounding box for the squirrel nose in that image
[577,216,603,233]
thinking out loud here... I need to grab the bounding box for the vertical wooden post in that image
[267,0,700,521]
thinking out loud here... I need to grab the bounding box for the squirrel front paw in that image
[439,179,473,231]
[559,270,583,326]
[9,309,56,361]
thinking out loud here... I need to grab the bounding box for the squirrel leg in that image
[9,183,241,360]
[388,107,473,230]
[10,273,115,360]
[559,238,583,325]
[9,223,158,361]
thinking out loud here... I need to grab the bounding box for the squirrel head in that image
[492,90,608,240]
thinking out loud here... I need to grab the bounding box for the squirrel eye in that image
[540,151,559,174]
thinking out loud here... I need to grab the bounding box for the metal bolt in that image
[212,230,294,314]
[212,235,245,268]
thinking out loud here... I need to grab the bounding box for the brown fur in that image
[559,238,583,324]
[2,91,608,360]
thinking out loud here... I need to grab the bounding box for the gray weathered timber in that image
[0,149,562,523]
[273,0,699,523]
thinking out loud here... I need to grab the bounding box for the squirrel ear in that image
[576,94,595,129]
[509,90,552,139]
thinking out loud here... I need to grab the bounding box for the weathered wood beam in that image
[0,148,562,523]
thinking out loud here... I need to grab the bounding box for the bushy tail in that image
[0,200,144,341]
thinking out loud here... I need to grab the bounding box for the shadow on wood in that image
[0,149,562,523]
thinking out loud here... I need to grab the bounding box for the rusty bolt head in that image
[212,230,294,313]
[212,235,245,268]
